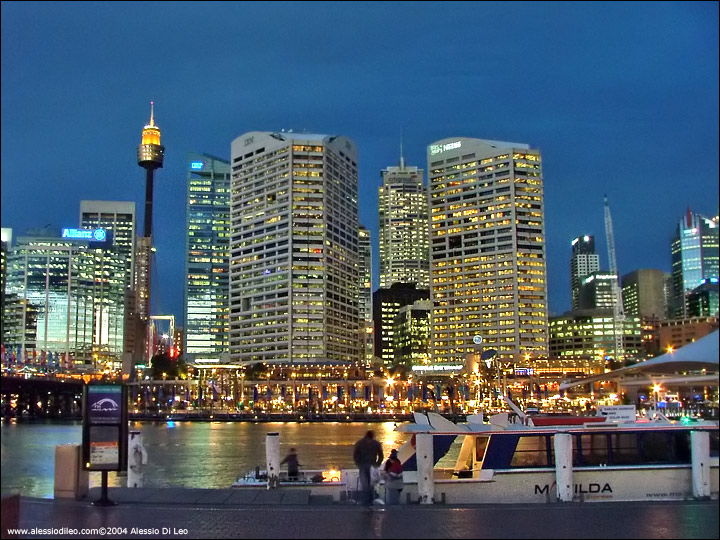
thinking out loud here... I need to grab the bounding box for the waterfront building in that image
[658,316,719,351]
[183,153,231,362]
[570,235,600,310]
[4,229,126,369]
[670,210,719,317]
[427,137,548,367]
[548,309,643,363]
[229,132,360,364]
[378,155,428,288]
[687,278,719,317]
[578,271,617,310]
[358,225,374,364]
[373,283,430,367]
[621,268,672,356]
[394,299,431,369]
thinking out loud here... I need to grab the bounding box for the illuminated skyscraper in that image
[5,229,126,369]
[671,210,719,317]
[183,154,231,361]
[428,137,548,366]
[79,201,137,362]
[570,235,600,310]
[229,132,360,364]
[358,224,373,364]
[378,154,428,288]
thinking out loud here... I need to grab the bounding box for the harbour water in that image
[1,419,422,498]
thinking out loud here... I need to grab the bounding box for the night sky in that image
[2,2,718,324]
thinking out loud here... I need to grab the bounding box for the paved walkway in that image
[5,489,719,539]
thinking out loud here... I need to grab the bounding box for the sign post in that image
[82,384,128,506]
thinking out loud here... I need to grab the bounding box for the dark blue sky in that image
[2,1,718,324]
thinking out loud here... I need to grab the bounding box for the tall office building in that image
[621,269,670,319]
[570,235,600,310]
[358,224,373,364]
[229,132,360,364]
[79,201,136,361]
[578,271,617,310]
[378,155,428,288]
[671,210,719,317]
[79,201,136,288]
[394,299,432,368]
[621,268,671,357]
[373,283,430,366]
[4,229,125,368]
[428,137,548,366]
[183,154,231,361]
[1,228,11,346]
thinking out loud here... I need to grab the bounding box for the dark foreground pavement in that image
[5,488,719,539]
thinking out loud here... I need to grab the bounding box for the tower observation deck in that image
[137,101,164,237]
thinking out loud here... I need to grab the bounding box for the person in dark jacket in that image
[353,430,383,505]
[281,447,300,481]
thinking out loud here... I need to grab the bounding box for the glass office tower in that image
[183,153,231,361]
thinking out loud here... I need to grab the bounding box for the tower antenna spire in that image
[399,128,405,170]
[149,101,155,127]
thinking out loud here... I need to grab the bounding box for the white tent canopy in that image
[560,330,719,390]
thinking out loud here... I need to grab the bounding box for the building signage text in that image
[430,140,462,155]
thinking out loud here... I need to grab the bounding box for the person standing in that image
[353,430,383,505]
[383,448,404,504]
[281,447,300,481]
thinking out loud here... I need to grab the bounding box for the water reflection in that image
[1,420,412,497]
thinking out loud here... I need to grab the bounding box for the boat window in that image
[578,434,609,466]
[610,433,641,465]
[510,436,549,467]
[641,432,690,464]
[711,431,719,458]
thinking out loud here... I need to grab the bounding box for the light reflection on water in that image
[1,419,427,498]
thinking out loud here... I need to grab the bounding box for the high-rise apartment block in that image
[183,154,231,361]
[378,157,428,288]
[570,235,600,310]
[229,132,360,364]
[427,138,548,365]
[671,210,719,317]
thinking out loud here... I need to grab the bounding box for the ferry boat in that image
[232,403,718,504]
[395,404,719,504]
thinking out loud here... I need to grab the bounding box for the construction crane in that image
[604,195,625,364]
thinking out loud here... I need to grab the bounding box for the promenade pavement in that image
[6,488,719,540]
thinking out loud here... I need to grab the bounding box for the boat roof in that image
[394,411,719,436]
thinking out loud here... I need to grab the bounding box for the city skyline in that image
[2,2,718,325]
